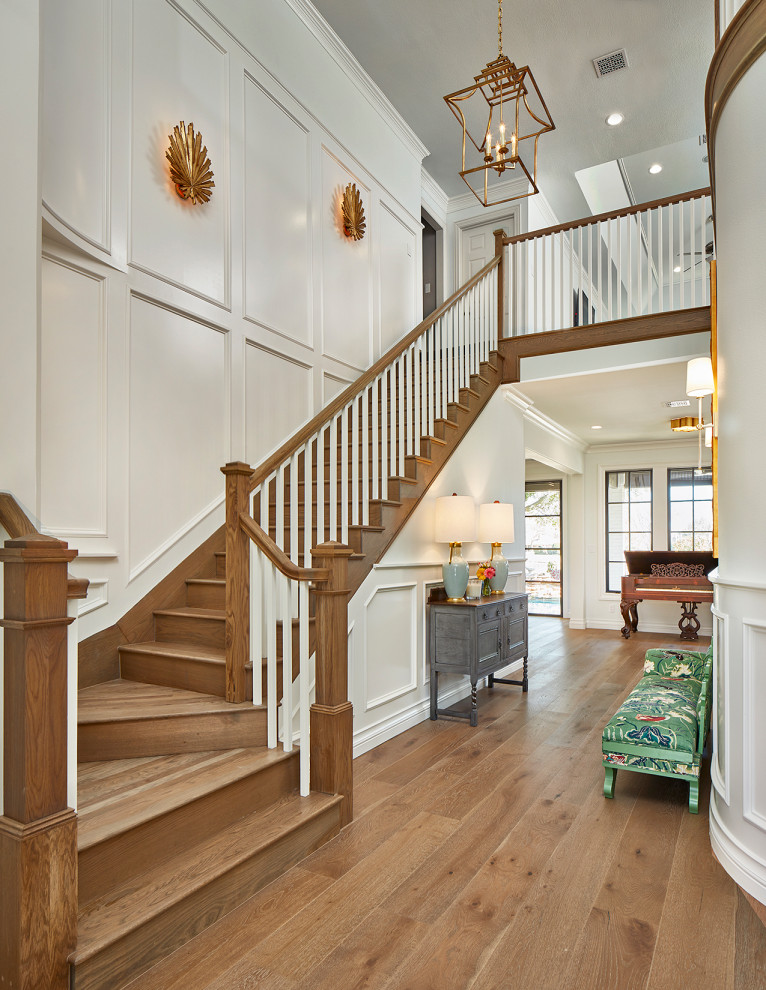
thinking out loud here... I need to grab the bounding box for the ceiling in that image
[311,0,714,223]
[517,358,712,447]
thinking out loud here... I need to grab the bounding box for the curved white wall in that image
[709,43,766,905]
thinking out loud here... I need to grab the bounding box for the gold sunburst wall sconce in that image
[166,121,215,205]
[341,182,366,240]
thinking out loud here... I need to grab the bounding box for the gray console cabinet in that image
[428,592,529,726]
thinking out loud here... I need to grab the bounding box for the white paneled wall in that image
[127,296,228,579]
[40,256,107,537]
[38,0,424,635]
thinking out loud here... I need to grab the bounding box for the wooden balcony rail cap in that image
[501,187,711,247]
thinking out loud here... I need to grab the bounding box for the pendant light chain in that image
[498,0,503,57]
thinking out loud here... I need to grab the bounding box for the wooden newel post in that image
[493,228,506,339]
[0,534,78,990]
[310,541,354,826]
[221,462,253,703]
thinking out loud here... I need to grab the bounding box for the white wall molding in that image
[363,582,418,710]
[421,168,449,222]
[711,605,731,807]
[743,616,766,831]
[711,572,766,593]
[586,438,690,454]
[129,493,224,583]
[446,175,529,217]
[78,579,109,617]
[710,795,766,905]
[279,0,428,163]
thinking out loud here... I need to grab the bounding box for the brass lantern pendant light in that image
[444,0,554,208]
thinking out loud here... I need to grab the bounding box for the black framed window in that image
[525,480,562,616]
[668,467,714,551]
[605,470,652,593]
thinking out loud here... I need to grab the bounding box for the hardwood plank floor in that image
[124,620,766,990]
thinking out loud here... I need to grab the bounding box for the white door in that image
[458,214,516,334]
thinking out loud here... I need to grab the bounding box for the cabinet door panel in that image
[478,619,502,667]
[506,616,526,654]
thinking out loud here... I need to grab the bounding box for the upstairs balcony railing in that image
[498,187,712,337]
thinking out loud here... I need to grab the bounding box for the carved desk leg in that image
[679,602,701,641]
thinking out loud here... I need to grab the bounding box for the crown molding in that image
[502,385,587,451]
[588,438,706,454]
[282,0,429,163]
[421,168,449,220]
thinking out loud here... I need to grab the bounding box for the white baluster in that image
[397,355,405,476]
[647,208,653,315]
[303,439,313,579]
[329,417,337,541]
[658,204,664,314]
[690,196,697,308]
[669,199,674,312]
[316,427,325,545]
[351,396,359,527]
[266,560,277,748]
[299,580,310,796]
[250,490,262,707]
[380,373,388,500]
[679,200,685,311]
[340,403,349,545]
[281,571,292,751]
[276,462,285,553]
[413,342,421,455]
[362,386,370,526]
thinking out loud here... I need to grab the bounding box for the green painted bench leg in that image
[604,766,616,799]
[689,778,700,814]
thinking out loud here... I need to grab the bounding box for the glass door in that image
[525,480,563,616]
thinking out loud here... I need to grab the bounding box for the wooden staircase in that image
[69,349,504,988]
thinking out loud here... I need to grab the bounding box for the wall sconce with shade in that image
[478,500,515,594]
[686,356,715,469]
[435,494,476,601]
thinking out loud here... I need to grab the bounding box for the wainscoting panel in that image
[243,74,311,347]
[41,0,110,251]
[244,341,313,466]
[320,147,372,371]
[379,201,417,355]
[712,606,730,806]
[129,0,229,306]
[40,255,107,537]
[128,294,228,577]
[743,617,766,831]
[322,371,353,405]
[364,583,417,710]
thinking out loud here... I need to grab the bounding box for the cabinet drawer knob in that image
[495,608,501,616]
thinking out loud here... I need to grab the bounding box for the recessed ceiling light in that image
[606,112,624,126]
[673,265,682,273]
[591,425,603,430]
[649,163,663,174]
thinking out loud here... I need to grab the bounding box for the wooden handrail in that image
[502,187,712,247]
[248,254,501,492]
[0,491,88,600]
[238,512,329,583]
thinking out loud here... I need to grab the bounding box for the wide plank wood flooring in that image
[124,620,766,990]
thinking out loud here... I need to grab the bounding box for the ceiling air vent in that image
[593,49,629,78]
[664,400,691,409]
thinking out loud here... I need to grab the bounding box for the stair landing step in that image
[71,791,342,988]
[77,747,289,852]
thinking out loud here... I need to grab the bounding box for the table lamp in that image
[478,500,515,594]
[434,494,476,601]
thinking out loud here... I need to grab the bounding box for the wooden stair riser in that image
[78,705,267,761]
[78,751,301,907]
[214,551,226,578]
[71,799,342,990]
[185,578,225,610]
[154,611,224,650]
[119,646,252,701]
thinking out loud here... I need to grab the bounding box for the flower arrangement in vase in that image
[475,563,496,597]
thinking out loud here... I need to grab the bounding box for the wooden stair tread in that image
[153,606,224,620]
[78,679,261,725]
[72,790,342,963]
[119,641,226,662]
[77,747,292,850]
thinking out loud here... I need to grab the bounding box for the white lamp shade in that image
[705,422,713,448]
[434,494,476,543]
[686,357,714,397]
[477,501,515,544]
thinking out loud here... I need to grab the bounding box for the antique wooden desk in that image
[428,591,529,726]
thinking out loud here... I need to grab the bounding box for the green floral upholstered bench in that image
[602,644,713,813]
